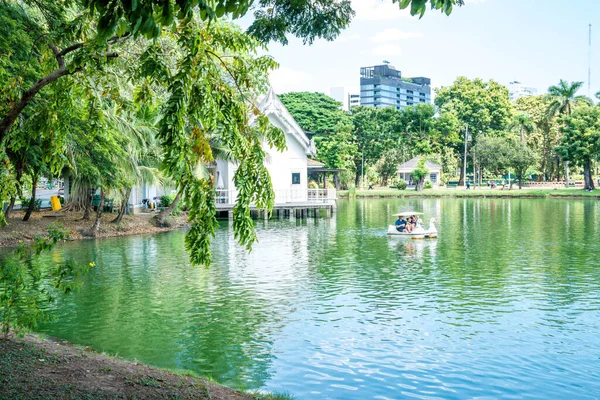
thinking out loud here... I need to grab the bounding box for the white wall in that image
[263,112,308,203]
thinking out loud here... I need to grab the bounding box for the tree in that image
[434,77,513,183]
[514,95,561,181]
[473,135,536,189]
[435,77,513,136]
[547,80,588,117]
[376,149,402,186]
[279,92,356,184]
[411,158,429,191]
[279,92,350,134]
[83,0,463,44]
[556,106,600,191]
[510,112,535,143]
[313,122,358,170]
[350,106,400,187]
[547,79,591,186]
[510,140,537,189]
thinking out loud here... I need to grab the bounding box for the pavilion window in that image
[292,173,301,185]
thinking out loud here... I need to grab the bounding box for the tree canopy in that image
[556,106,600,190]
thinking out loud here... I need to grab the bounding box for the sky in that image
[240,0,600,98]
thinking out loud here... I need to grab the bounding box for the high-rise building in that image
[508,81,538,102]
[329,86,348,110]
[359,64,431,110]
[348,93,361,108]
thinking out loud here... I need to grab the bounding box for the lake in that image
[37,198,600,399]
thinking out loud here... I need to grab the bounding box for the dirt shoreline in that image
[0,334,273,400]
[0,210,188,248]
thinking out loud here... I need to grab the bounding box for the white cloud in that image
[352,0,410,21]
[371,44,403,57]
[269,66,312,94]
[370,28,423,42]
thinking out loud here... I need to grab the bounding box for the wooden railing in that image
[216,188,337,205]
[307,188,337,202]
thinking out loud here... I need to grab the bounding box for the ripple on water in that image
[33,198,600,399]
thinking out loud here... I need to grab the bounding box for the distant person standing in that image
[466,181,471,190]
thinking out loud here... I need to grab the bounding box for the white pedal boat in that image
[388,212,438,239]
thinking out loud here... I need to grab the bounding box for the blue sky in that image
[245,0,600,98]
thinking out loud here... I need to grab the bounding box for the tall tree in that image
[514,95,561,181]
[556,106,600,191]
[509,112,535,143]
[279,92,350,134]
[434,77,512,183]
[547,79,589,186]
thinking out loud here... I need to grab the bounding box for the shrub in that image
[396,180,407,190]
[160,194,176,207]
[424,181,433,189]
[308,181,319,189]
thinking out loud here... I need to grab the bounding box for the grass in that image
[338,187,600,199]
[0,334,293,400]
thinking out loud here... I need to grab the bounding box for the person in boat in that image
[404,217,413,233]
[395,216,407,232]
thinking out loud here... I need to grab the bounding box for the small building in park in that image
[214,87,337,209]
[397,156,442,188]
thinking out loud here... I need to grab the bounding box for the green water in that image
[34,198,600,399]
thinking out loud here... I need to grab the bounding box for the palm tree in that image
[547,80,586,186]
[547,80,586,117]
[509,112,535,142]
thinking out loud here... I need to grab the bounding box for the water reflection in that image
[32,198,600,399]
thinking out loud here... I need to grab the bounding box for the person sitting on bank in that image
[395,216,407,232]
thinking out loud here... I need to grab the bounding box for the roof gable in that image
[397,156,441,172]
[258,87,315,156]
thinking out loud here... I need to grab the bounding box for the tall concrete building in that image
[508,81,538,102]
[329,86,348,110]
[348,93,361,108]
[359,64,431,110]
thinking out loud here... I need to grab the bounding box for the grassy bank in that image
[0,210,187,247]
[0,334,290,400]
[338,188,600,199]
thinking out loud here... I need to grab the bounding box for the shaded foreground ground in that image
[0,210,187,247]
[338,187,600,199]
[0,335,275,400]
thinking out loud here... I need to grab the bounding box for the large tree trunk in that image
[414,178,423,191]
[6,165,24,219]
[565,160,570,188]
[22,173,39,222]
[4,197,16,219]
[457,167,464,186]
[155,191,182,227]
[583,159,595,190]
[520,127,524,143]
[82,203,91,220]
[111,187,131,224]
[89,190,105,237]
